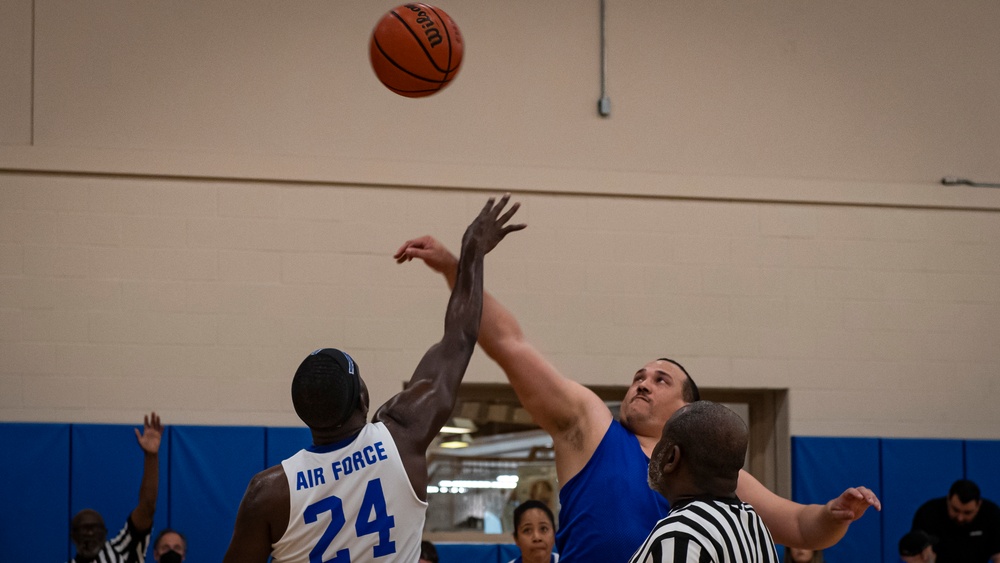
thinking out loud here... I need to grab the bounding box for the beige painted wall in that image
[1,0,998,438]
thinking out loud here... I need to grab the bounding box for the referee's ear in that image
[662,444,681,474]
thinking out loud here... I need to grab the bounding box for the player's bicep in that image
[736,469,805,547]
[224,502,271,562]
[376,379,445,438]
[374,341,470,450]
[497,339,605,434]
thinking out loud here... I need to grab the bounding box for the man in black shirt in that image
[912,479,1000,563]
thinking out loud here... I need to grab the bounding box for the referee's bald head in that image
[648,401,748,500]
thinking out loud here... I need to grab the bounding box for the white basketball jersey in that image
[272,422,427,563]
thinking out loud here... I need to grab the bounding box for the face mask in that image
[160,550,183,563]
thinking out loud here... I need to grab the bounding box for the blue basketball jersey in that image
[555,419,670,562]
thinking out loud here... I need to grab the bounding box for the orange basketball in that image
[369,4,464,98]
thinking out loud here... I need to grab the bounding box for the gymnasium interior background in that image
[2,1,999,561]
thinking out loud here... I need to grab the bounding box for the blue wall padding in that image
[266,425,312,467]
[791,436,882,562]
[0,423,70,562]
[70,423,171,553]
[879,438,963,563]
[8,421,1000,563]
[169,425,265,563]
[966,440,1000,503]
[497,543,521,561]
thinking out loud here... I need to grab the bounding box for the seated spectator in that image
[899,530,937,563]
[528,479,557,516]
[419,539,439,563]
[912,479,1000,563]
[508,500,559,563]
[152,528,186,562]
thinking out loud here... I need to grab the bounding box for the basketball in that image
[369,4,464,98]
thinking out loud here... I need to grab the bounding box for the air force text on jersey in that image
[295,441,390,490]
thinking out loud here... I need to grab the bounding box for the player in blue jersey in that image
[395,233,882,563]
[223,195,524,563]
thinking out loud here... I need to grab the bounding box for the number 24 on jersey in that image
[303,478,397,562]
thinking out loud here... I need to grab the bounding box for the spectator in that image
[899,530,936,563]
[419,539,439,563]
[528,479,556,515]
[912,479,1000,563]
[69,412,163,563]
[152,528,186,562]
[508,500,558,563]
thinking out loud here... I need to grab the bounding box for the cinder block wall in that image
[2,177,999,437]
[2,0,999,439]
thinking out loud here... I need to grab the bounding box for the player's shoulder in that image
[243,464,288,507]
[230,464,289,535]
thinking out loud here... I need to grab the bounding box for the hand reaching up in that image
[394,235,458,275]
[462,193,526,256]
[395,193,526,274]
[135,411,163,455]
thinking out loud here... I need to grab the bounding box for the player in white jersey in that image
[222,194,525,563]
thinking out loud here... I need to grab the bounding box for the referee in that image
[629,401,779,563]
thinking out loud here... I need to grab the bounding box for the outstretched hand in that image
[135,411,163,455]
[394,193,526,272]
[463,193,526,255]
[394,235,458,275]
[826,486,881,521]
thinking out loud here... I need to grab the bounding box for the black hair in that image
[419,540,439,562]
[513,499,556,535]
[657,357,700,402]
[292,348,361,430]
[950,479,982,503]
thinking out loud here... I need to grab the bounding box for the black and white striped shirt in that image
[70,517,150,563]
[628,497,779,563]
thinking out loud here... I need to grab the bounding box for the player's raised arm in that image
[130,411,162,532]
[395,230,612,479]
[377,195,524,464]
